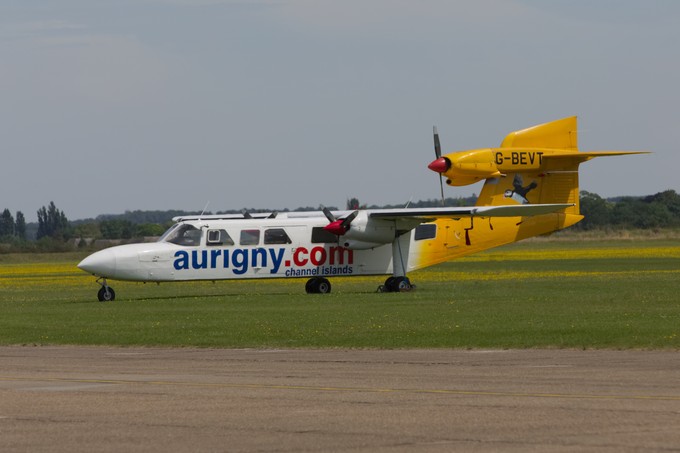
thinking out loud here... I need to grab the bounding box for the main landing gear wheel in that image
[378,276,412,293]
[305,277,331,294]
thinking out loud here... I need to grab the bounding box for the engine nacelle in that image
[340,212,396,246]
[429,148,503,186]
[429,147,555,186]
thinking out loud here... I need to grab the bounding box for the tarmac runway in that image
[0,347,679,452]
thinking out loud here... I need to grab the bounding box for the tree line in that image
[577,190,680,230]
[0,209,26,241]
[1,191,679,252]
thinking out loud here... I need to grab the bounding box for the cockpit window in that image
[161,224,202,246]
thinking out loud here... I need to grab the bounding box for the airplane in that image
[78,116,645,301]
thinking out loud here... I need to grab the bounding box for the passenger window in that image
[415,224,437,241]
[240,229,260,245]
[207,229,234,246]
[264,228,292,244]
[311,227,339,244]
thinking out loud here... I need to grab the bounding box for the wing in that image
[368,203,573,229]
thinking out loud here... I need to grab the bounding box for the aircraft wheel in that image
[317,278,331,294]
[384,277,396,292]
[305,279,315,293]
[97,286,116,302]
[388,276,411,292]
[98,286,115,302]
[305,277,331,294]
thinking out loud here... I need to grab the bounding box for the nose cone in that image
[427,157,450,174]
[78,248,117,277]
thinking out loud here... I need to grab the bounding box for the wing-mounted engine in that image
[322,208,396,250]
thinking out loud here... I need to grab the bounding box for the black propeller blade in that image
[322,207,359,235]
[340,210,358,230]
[322,207,336,223]
[433,126,445,206]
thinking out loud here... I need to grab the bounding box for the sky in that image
[1,0,678,221]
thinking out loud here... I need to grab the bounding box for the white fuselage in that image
[78,213,418,282]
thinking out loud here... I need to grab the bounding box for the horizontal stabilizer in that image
[542,150,649,164]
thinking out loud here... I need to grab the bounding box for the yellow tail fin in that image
[474,117,646,221]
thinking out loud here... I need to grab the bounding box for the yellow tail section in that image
[500,116,578,150]
[476,117,580,229]
[413,117,647,271]
[474,116,644,225]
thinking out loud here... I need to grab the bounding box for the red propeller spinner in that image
[428,156,450,174]
[322,208,358,236]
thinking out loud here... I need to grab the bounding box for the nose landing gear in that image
[96,278,116,302]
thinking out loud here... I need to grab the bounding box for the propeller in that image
[322,207,358,236]
[431,126,448,206]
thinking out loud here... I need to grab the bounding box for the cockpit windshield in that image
[159,223,202,246]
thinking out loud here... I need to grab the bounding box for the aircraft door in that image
[260,226,306,276]
[442,219,463,248]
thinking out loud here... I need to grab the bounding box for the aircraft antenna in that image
[198,201,210,221]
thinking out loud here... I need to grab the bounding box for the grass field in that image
[1,239,679,349]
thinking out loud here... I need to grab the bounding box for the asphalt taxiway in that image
[1,347,679,452]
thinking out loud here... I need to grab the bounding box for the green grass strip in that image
[1,241,679,349]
